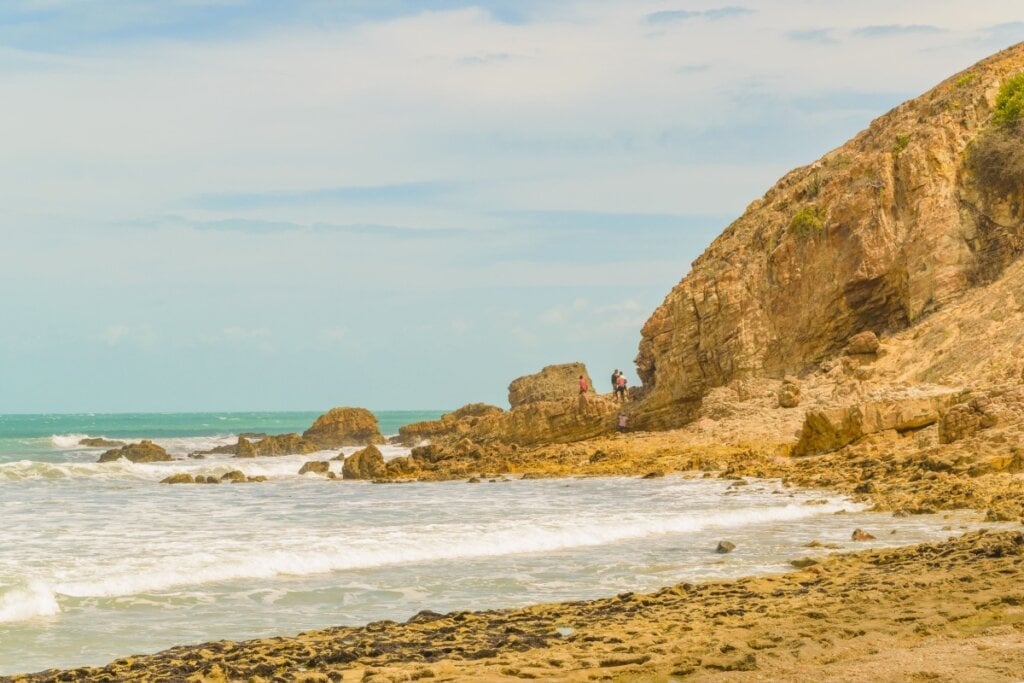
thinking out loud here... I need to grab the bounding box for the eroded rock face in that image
[98,440,172,463]
[508,363,594,408]
[939,393,1001,444]
[634,45,1024,429]
[342,445,387,480]
[794,390,959,456]
[303,407,385,448]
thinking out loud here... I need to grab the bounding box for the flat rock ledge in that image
[12,530,1024,682]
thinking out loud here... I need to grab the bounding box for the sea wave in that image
[50,433,91,449]
[47,501,850,602]
[0,581,61,623]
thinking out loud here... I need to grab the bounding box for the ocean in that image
[0,411,997,675]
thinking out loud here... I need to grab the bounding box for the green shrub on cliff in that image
[789,205,823,240]
[968,73,1024,199]
[993,72,1024,127]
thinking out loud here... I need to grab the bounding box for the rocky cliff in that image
[635,44,1024,429]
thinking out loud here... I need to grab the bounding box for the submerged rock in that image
[79,437,126,448]
[716,541,737,554]
[160,473,194,484]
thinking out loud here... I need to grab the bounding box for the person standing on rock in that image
[579,375,589,394]
[615,372,627,402]
[611,369,620,392]
[617,412,628,433]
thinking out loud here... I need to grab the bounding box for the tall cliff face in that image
[635,44,1024,429]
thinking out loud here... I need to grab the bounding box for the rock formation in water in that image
[342,445,387,480]
[302,406,386,448]
[191,407,386,458]
[396,403,504,446]
[98,440,172,463]
[394,363,618,451]
[79,437,126,448]
[634,44,1024,429]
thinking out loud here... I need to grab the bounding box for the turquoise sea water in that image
[0,411,442,462]
[0,411,1008,676]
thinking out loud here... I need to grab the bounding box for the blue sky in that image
[1,1,1021,412]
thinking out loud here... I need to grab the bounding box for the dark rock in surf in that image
[98,440,172,463]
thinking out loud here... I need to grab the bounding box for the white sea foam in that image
[0,582,61,623]
[51,501,849,601]
[50,433,91,449]
[0,459,143,481]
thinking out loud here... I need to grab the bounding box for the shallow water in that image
[0,413,1004,675]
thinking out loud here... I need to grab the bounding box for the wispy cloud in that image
[646,7,753,24]
[787,29,838,45]
[188,182,456,211]
[132,215,471,239]
[852,24,943,38]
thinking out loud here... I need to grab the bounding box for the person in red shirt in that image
[579,375,589,394]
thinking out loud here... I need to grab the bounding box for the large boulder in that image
[342,445,387,480]
[303,407,385,448]
[98,440,172,463]
[508,363,594,408]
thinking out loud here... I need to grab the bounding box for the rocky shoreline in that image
[11,523,1024,682]
[10,425,1024,682]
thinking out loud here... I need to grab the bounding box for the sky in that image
[1,1,1022,413]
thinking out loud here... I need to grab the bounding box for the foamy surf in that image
[44,500,851,601]
[0,582,60,623]
[50,434,91,449]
